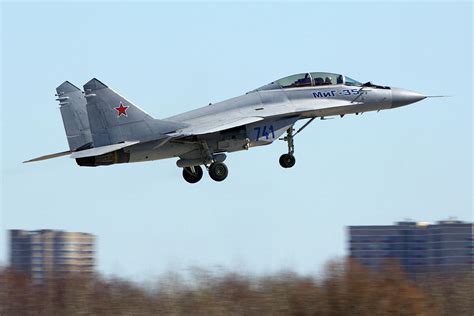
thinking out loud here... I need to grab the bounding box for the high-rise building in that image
[9,229,95,282]
[348,220,473,275]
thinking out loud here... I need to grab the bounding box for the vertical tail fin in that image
[83,78,185,147]
[56,81,93,150]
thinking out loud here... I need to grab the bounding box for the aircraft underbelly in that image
[216,139,249,152]
[127,141,198,163]
[245,117,298,147]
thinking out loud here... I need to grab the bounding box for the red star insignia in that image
[114,102,129,117]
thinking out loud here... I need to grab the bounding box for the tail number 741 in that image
[254,125,275,141]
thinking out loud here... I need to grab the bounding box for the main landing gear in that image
[182,165,203,184]
[279,127,296,168]
[208,162,228,182]
[182,162,229,183]
[180,148,229,184]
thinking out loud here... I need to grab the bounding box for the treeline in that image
[0,259,472,315]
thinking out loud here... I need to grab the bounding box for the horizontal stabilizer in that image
[24,141,139,163]
[70,141,139,159]
[23,150,71,163]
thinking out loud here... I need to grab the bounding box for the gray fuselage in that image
[125,82,412,164]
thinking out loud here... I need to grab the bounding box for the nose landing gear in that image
[279,154,296,168]
[279,127,296,168]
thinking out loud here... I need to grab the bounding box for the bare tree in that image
[1,259,471,316]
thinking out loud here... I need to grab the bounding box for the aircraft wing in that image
[24,141,140,163]
[25,115,263,162]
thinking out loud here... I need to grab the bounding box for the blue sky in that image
[1,1,472,279]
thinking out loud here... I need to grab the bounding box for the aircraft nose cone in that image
[391,88,426,108]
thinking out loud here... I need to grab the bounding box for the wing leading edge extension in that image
[166,116,264,138]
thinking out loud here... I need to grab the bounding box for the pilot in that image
[302,73,311,86]
[325,77,333,85]
[314,77,324,86]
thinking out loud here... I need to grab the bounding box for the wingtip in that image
[22,158,40,163]
[23,150,72,163]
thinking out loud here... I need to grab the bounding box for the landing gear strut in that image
[182,165,203,184]
[279,127,296,168]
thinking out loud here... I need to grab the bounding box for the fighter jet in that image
[25,72,433,183]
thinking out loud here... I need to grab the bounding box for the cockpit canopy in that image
[255,72,362,91]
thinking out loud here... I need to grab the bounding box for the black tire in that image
[209,162,228,182]
[182,165,203,184]
[279,154,296,168]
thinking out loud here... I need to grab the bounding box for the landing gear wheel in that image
[279,154,296,168]
[209,162,228,182]
[182,165,203,184]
